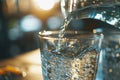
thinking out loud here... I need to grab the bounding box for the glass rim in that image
[38,30,104,40]
[39,30,100,35]
[39,30,120,35]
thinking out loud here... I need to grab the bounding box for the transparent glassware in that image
[59,1,120,80]
[101,32,120,80]
[60,0,120,30]
[38,31,104,80]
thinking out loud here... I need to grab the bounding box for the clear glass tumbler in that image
[102,32,120,80]
[38,31,103,80]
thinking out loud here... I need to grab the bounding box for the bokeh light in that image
[6,0,17,14]
[8,26,22,40]
[8,20,22,40]
[33,0,56,10]
[20,15,42,32]
[47,16,62,30]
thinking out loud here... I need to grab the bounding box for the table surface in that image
[0,49,104,80]
[0,49,43,80]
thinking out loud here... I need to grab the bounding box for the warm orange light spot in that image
[33,0,56,10]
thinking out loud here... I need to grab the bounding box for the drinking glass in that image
[101,32,120,80]
[38,31,103,80]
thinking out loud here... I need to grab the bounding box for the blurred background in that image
[0,0,63,60]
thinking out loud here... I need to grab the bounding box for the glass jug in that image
[60,0,120,32]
